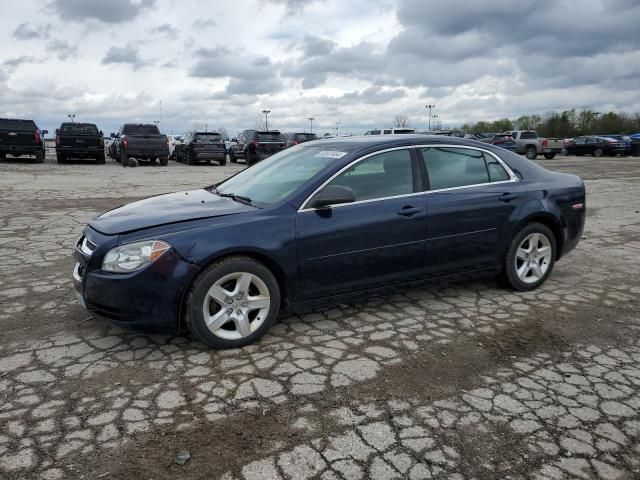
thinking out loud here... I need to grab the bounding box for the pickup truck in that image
[0,118,47,163]
[111,123,169,166]
[55,122,105,164]
[506,130,564,160]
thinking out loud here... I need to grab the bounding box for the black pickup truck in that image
[112,124,169,166]
[55,122,105,164]
[0,118,47,163]
[174,131,226,165]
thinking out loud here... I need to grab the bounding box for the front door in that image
[418,146,526,277]
[296,148,427,300]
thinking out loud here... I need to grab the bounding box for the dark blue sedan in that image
[73,136,586,348]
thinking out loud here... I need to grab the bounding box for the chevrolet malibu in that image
[73,136,585,349]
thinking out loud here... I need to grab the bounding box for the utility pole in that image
[308,116,315,133]
[425,104,435,131]
[160,100,163,132]
[262,110,271,130]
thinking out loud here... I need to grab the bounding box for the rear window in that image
[0,119,37,131]
[194,133,222,142]
[520,131,537,139]
[295,133,318,142]
[257,132,284,141]
[393,129,415,134]
[61,123,99,134]
[122,124,160,135]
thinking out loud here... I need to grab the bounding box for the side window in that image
[324,149,413,202]
[422,147,490,190]
[384,129,392,134]
[484,153,510,182]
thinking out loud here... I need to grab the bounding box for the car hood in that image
[89,188,255,235]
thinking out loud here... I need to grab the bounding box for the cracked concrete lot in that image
[1,151,639,479]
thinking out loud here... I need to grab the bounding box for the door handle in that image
[500,193,518,202]
[397,206,423,217]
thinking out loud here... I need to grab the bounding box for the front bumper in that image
[73,235,198,333]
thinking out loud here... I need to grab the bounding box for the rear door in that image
[418,146,526,277]
[296,147,427,299]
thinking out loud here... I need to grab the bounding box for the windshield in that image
[122,124,160,135]
[195,133,222,142]
[0,119,37,131]
[216,145,354,206]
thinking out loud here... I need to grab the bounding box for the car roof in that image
[304,134,473,149]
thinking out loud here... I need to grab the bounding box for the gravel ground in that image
[0,150,639,480]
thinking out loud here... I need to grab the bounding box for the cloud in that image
[192,19,217,29]
[266,0,321,13]
[49,0,155,23]
[152,23,179,38]
[13,23,51,40]
[101,44,149,70]
[46,39,79,60]
[3,56,40,68]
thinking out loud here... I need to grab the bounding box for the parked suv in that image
[229,130,286,165]
[55,122,105,164]
[506,130,564,160]
[0,118,47,163]
[283,132,318,147]
[174,131,226,165]
[111,124,169,166]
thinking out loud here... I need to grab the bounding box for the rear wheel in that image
[56,152,65,164]
[0,153,5,160]
[525,146,537,160]
[187,150,195,165]
[219,155,227,166]
[120,151,128,167]
[502,223,556,291]
[594,148,604,157]
[561,148,568,156]
[229,151,237,163]
[96,153,106,164]
[246,150,257,165]
[185,256,281,349]
[543,153,555,160]
[160,156,168,166]
[35,151,44,163]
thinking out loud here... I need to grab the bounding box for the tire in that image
[561,148,568,156]
[543,153,555,160]
[525,146,537,160]
[0,153,5,160]
[219,156,227,166]
[120,151,128,167]
[96,154,106,164]
[185,256,281,349]
[246,150,257,165]
[35,151,44,163]
[229,151,237,163]
[160,156,168,166]
[186,150,195,165]
[502,223,557,292]
[594,148,604,158]
[56,153,65,164]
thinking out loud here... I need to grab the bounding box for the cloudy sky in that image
[1,0,639,135]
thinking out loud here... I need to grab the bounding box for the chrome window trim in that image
[298,144,519,213]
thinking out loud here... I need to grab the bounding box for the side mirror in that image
[41,130,48,135]
[308,185,356,209]
[110,133,116,138]
[99,130,103,136]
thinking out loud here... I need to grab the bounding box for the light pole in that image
[68,114,76,123]
[433,114,439,130]
[335,121,341,136]
[262,110,271,130]
[425,104,435,131]
[308,116,315,133]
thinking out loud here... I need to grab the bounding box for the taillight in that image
[166,138,169,148]
[280,143,286,148]
[122,136,128,148]
[293,140,299,145]
[100,137,105,147]
[542,139,548,147]
[55,135,61,146]
[34,130,41,145]
[252,140,259,147]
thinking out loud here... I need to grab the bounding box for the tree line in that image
[459,109,640,138]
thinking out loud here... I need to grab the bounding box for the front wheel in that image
[186,256,281,349]
[525,146,537,160]
[594,148,604,157]
[219,156,227,166]
[502,223,556,291]
[229,151,237,163]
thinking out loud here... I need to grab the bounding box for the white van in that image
[364,128,416,135]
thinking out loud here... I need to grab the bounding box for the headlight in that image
[102,240,171,273]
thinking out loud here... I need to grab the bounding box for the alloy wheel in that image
[515,233,552,284]
[202,272,271,340]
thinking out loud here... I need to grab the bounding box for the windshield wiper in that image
[215,190,253,206]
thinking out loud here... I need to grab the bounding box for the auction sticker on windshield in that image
[315,150,348,159]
